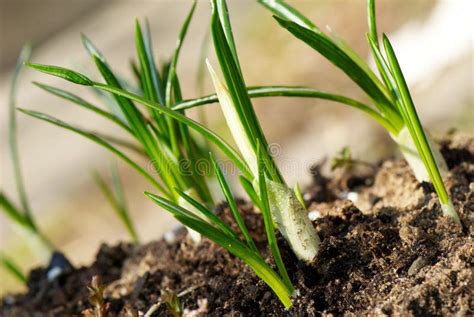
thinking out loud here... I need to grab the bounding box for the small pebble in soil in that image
[408,256,429,276]
[308,210,321,221]
[347,192,359,203]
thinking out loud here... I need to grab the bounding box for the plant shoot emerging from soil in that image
[17,0,465,310]
[257,0,460,223]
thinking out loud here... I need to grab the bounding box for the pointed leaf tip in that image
[26,63,93,86]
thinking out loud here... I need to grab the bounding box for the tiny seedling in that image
[83,276,109,317]
[93,162,139,244]
[331,146,375,172]
[331,147,354,171]
[1,45,52,263]
[161,290,182,317]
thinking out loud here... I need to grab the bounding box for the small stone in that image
[408,256,429,276]
[308,210,321,221]
[347,192,359,203]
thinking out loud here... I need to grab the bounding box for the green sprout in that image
[331,146,374,172]
[161,290,182,317]
[1,45,52,262]
[206,0,320,264]
[93,162,139,244]
[256,0,460,224]
[331,147,353,171]
[85,276,110,317]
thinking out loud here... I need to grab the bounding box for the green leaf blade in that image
[26,63,93,86]
[382,35,460,224]
[9,45,33,220]
[257,142,293,293]
[272,17,392,112]
[0,254,27,284]
[210,153,258,252]
[93,165,139,243]
[33,82,133,135]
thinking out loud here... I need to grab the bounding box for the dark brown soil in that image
[2,135,473,316]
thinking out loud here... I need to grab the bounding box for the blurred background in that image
[0,0,472,294]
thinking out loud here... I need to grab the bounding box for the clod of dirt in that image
[1,135,473,316]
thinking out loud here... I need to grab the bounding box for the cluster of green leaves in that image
[24,0,297,307]
[166,0,458,223]
[257,0,459,223]
[26,1,215,220]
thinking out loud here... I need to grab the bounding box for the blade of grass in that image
[0,253,27,284]
[163,1,197,158]
[382,35,460,224]
[257,0,317,31]
[25,63,92,85]
[18,108,172,199]
[257,142,293,292]
[33,82,133,135]
[144,20,166,104]
[195,29,212,151]
[294,183,305,209]
[239,175,262,210]
[258,0,395,107]
[212,0,243,75]
[210,153,258,252]
[165,0,197,107]
[173,86,396,134]
[135,20,169,134]
[0,192,52,251]
[9,45,33,219]
[367,0,379,48]
[259,0,388,94]
[210,6,260,153]
[91,56,182,194]
[0,192,31,228]
[271,16,395,115]
[207,60,259,177]
[366,36,399,108]
[80,36,162,147]
[175,188,240,241]
[145,192,293,308]
[81,34,129,121]
[93,165,139,243]
[210,6,284,183]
